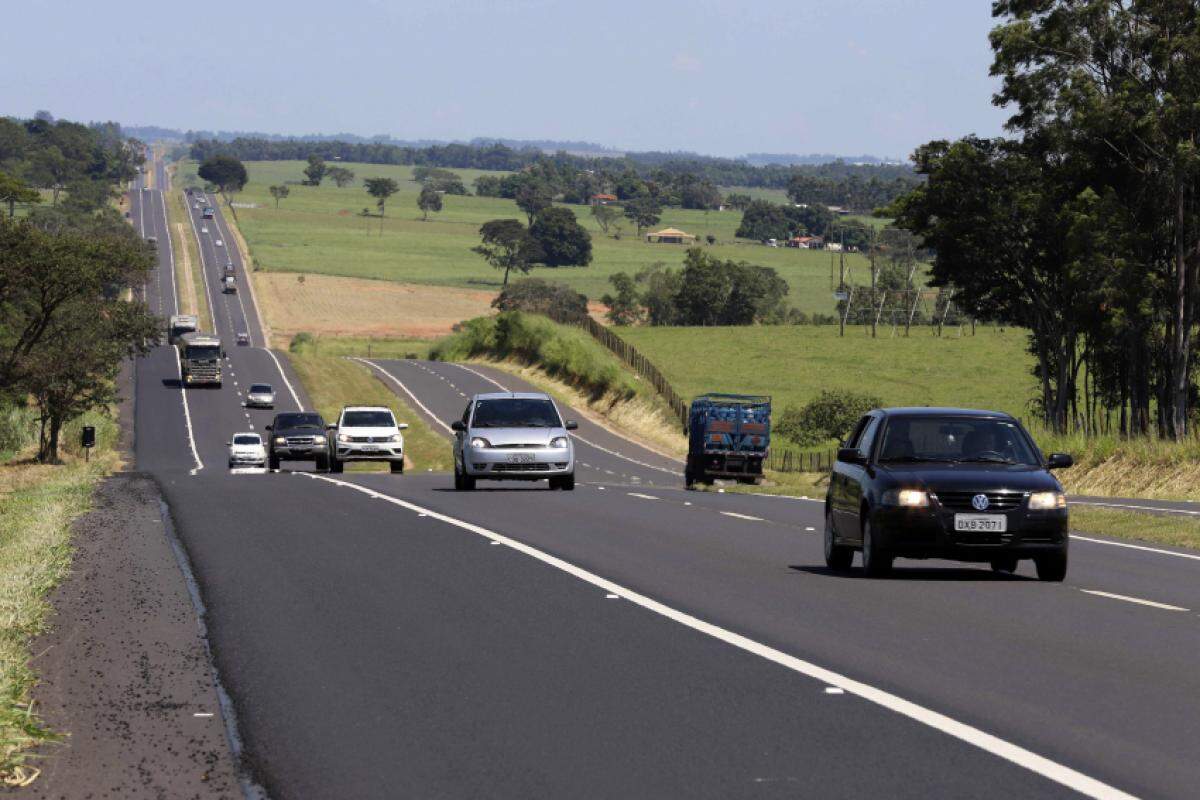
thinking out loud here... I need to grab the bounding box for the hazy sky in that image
[4,0,1011,158]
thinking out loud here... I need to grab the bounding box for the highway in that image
[129,159,1200,799]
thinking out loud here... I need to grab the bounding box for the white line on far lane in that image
[1071,534,1200,563]
[302,472,1136,800]
[720,511,764,521]
[1080,589,1188,612]
[355,358,451,434]
[628,492,659,500]
[1072,499,1200,516]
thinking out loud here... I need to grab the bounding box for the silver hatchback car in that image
[451,392,577,490]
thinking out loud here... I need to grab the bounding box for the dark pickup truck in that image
[266,412,332,472]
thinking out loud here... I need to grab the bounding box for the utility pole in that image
[838,226,846,337]
[869,228,878,339]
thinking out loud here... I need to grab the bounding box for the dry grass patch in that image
[257,274,494,347]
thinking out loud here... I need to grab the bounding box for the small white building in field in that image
[826,242,844,252]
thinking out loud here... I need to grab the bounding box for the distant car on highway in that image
[246,383,274,408]
[141,186,150,192]
[201,226,208,234]
[227,432,266,469]
[236,331,250,346]
[215,239,224,247]
[145,236,157,247]
[266,412,331,472]
[330,406,408,474]
[451,392,577,490]
[823,407,1072,581]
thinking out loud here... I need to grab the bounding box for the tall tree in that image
[197,155,248,204]
[591,203,619,234]
[528,206,592,267]
[0,171,41,217]
[326,166,355,187]
[303,154,327,186]
[417,185,443,220]
[364,177,400,220]
[472,219,544,288]
[515,180,553,225]
[268,184,290,208]
[623,196,661,236]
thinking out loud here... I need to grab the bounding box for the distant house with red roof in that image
[590,193,618,205]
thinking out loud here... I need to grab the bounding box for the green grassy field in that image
[616,324,1037,418]
[177,159,873,314]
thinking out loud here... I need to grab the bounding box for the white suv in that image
[331,406,408,474]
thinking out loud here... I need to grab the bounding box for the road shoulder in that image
[25,473,239,798]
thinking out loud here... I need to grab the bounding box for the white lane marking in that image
[628,492,659,500]
[260,347,303,411]
[1073,499,1200,516]
[1072,534,1200,563]
[183,189,218,329]
[721,511,764,521]
[354,358,451,434]
[824,687,845,695]
[605,593,619,599]
[175,349,204,474]
[155,190,179,317]
[1080,589,1188,612]
[684,501,692,506]
[302,472,1136,800]
[193,712,214,718]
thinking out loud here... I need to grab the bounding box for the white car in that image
[227,432,266,469]
[246,383,274,407]
[201,226,209,234]
[215,239,224,247]
[330,406,408,474]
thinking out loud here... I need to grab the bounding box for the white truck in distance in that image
[330,406,408,474]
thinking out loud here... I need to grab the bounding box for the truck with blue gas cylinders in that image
[684,394,771,487]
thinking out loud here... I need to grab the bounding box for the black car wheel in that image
[268,454,280,471]
[315,455,330,473]
[329,457,343,474]
[824,509,854,571]
[684,469,694,489]
[861,518,893,577]
[990,557,1018,574]
[550,473,575,491]
[1035,550,1068,582]
[390,461,404,474]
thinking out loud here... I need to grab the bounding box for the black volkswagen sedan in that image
[824,408,1072,580]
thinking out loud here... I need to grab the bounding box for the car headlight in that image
[882,488,929,507]
[312,435,326,445]
[549,436,569,449]
[274,437,286,446]
[1028,491,1066,510]
[387,433,401,442]
[337,433,351,443]
[470,437,491,449]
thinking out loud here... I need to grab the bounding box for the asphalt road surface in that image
[131,159,1200,799]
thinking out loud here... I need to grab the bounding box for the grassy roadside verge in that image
[287,347,452,472]
[1,411,119,783]
[1070,506,1200,550]
[287,335,432,360]
[162,171,212,332]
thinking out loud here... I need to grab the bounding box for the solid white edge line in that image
[1079,589,1188,612]
[448,362,684,475]
[175,347,204,474]
[261,347,304,412]
[1072,499,1200,517]
[353,359,452,434]
[300,471,1135,800]
[1071,534,1200,562]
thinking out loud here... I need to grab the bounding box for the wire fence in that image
[767,448,836,474]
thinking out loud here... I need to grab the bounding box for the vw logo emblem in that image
[971,494,990,511]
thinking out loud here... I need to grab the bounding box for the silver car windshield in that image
[232,435,260,446]
[472,398,561,428]
[343,411,395,427]
[249,385,272,393]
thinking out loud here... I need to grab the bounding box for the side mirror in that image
[837,447,866,465]
[224,441,231,446]
[397,423,409,430]
[326,424,337,431]
[1047,452,1073,470]
[564,420,579,430]
[265,425,273,431]
[451,420,466,432]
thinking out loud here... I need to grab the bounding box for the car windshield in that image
[877,417,1040,466]
[275,414,323,429]
[233,435,260,446]
[249,384,272,393]
[472,398,561,428]
[343,411,395,427]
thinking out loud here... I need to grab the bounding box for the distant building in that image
[590,193,618,205]
[826,241,844,252]
[788,235,823,249]
[826,205,852,216]
[645,227,697,244]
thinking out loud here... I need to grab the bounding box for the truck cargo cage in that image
[685,394,772,488]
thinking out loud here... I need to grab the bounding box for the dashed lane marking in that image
[354,358,452,434]
[302,472,1137,800]
[628,493,659,500]
[720,511,764,521]
[1079,589,1188,612]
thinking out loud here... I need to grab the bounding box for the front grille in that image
[493,462,551,472]
[286,437,315,446]
[492,443,545,449]
[934,491,1024,512]
[348,435,392,443]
